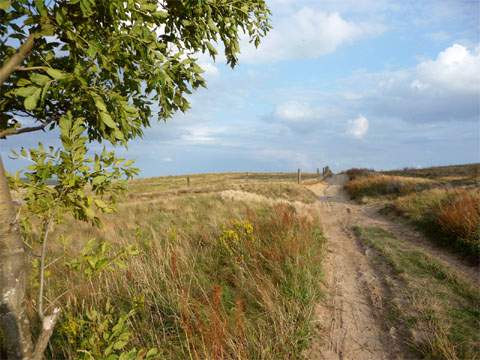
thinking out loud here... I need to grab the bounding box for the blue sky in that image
[2,0,480,176]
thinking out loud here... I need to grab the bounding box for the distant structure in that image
[322,166,333,177]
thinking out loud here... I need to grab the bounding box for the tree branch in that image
[32,307,60,360]
[38,217,52,320]
[0,33,35,87]
[0,124,46,139]
[16,66,48,72]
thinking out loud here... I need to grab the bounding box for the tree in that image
[0,1,271,358]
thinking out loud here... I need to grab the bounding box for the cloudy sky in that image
[3,0,480,176]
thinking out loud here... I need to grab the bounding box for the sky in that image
[2,0,480,176]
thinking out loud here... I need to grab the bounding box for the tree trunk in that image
[0,154,33,359]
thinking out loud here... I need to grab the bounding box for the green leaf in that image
[92,176,106,186]
[41,81,52,102]
[84,206,95,219]
[92,93,107,112]
[153,11,168,20]
[30,73,51,86]
[114,130,124,140]
[15,86,38,98]
[46,68,68,80]
[146,348,159,358]
[24,88,42,110]
[0,0,11,10]
[17,78,31,86]
[100,112,117,129]
[113,340,128,350]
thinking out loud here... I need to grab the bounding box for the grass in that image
[383,163,479,186]
[345,164,480,260]
[127,172,321,205]
[13,176,325,359]
[344,173,437,201]
[389,188,480,260]
[353,226,480,360]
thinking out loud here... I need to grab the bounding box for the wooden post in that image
[297,168,301,184]
[317,168,320,178]
[187,176,190,187]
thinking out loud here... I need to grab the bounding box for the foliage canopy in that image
[0,0,271,143]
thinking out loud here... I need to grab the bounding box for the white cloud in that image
[274,101,315,121]
[180,126,218,144]
[415,44,480,93]
[240,7,384,63]
[339,44,480,123]
[346,115,369,139]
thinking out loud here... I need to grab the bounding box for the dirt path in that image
[305,174,479,359]
[305,174,404,359]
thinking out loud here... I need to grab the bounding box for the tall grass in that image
[392,188,480,260]
[39,193,324,359]
[344,174,436,200]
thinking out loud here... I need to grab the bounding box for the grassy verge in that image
[344,173,437,201]
[388,188,480,260]
[354,226,480,360]
[383,163,479,186]
[29,187,325,359]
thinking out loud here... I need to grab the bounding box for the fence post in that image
[317,168,320,178]
[297,168,301,184]
[187,176,190,187]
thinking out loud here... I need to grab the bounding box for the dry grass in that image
[345,168,374,180]
[383,163,480,180]
[18,177,325,359]
[345,164,480,259]
[391,188,480,259]
[344,174,437,201]
[354,226,480,360]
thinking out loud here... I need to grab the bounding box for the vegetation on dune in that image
[33,193,325,359]
[354,226,480,360]
[345,164,480,260]
[127,174,320,205]
[384,163,480,183]
[389,188,480,260]
[344,173,437,200]
[344,168,374,180]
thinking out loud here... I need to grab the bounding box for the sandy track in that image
[305,174,479,359]
[305,175,404,360]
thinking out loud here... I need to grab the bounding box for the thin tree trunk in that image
[0,154,33,359]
